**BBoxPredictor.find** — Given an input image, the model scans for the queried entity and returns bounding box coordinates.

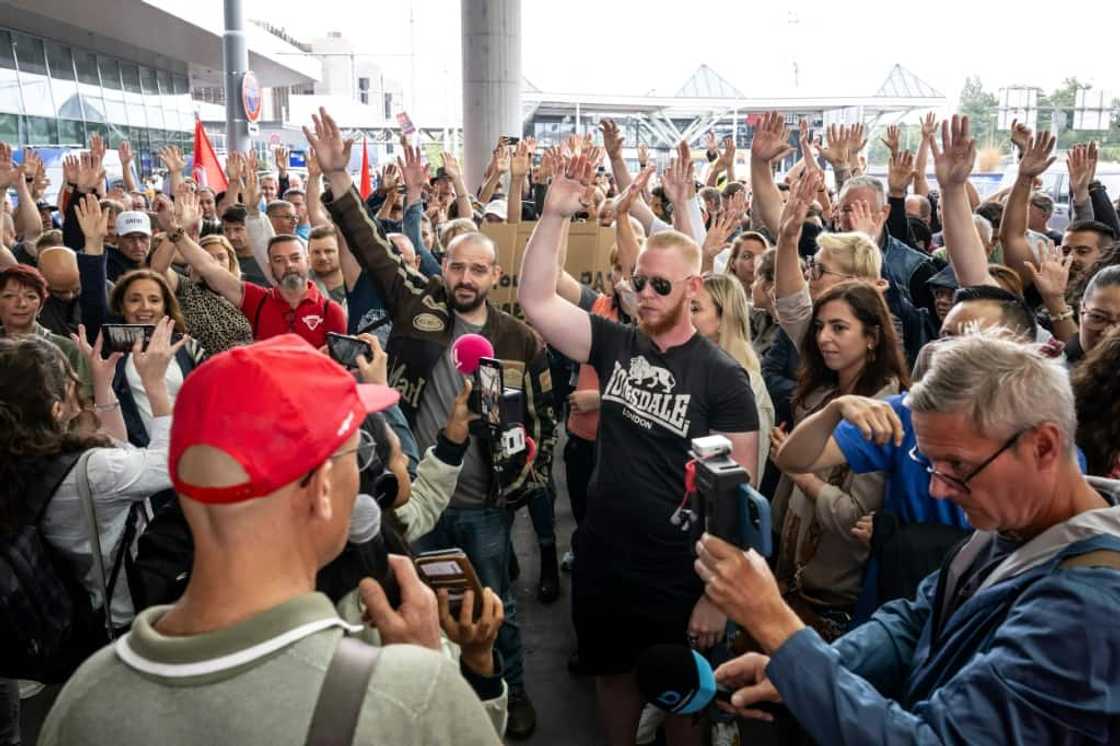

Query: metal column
[461,0,521,191]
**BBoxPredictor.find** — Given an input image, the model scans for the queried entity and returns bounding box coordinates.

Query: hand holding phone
[360,555,441,652]
[414,548,484,618]
[437,585,504,676]
[327,332,373,370]
[102,324,155,355]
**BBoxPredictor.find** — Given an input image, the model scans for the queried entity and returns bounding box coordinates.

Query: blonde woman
[691,273,776,484]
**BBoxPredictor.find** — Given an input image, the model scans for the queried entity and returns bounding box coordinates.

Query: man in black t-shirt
[519,153,760,746]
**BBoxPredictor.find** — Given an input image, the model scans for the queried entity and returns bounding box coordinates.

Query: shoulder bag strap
[304,635,382,746]
[74,449,133,641]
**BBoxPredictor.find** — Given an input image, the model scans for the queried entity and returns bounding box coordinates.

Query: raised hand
[174,188,202,230]
[132,317,187,385]
[541,152,596,218]
[887,149,915,196]
[0,142,17,190]
[88,133,106,162]
[494,144,511,174]
[1066,142,1098,203]
[242,167,261,212]
[306,144,321,180]
[1016,129,1056,179]
[380,163,400,193]
[637,143,650,168]
[616,166,654,215]
[397,144,428,192]
[153,193,175,233]
[74,192,108,241]
[930,115,977,188]
[1024,239,1073,301]
[355,334,389,385]
[660,141,695,204]
[71,325,122,388]
[848,199,885,239]
[274,145,289,174]
[818,124,851,168]
[77,150,104,192]
[27,151,48,199]
[704,131,719,157]
[849,123,868,161]
[798,127,820,176]
[302,107,355,173]
[751,112,793,163]
[441,151,462,181]
[880,125,900,156]
[117,140,133,166]
[1009,118,1033,153]
[158,144,185,173]
[509,139,532,178]
[702,206,740,261]
[224,151,243,187]
[600,118,624,160]
[62,155,79,186]
[778,169,821,241]
[719,135,736,170]
[921,112,938,140]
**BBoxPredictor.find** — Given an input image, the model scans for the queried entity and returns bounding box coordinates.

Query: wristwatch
[167,226,185,243]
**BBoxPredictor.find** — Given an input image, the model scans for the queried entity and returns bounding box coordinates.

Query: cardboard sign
[481,221,616,321]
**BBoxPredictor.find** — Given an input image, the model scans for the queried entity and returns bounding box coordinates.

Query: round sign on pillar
[242,71,262,135]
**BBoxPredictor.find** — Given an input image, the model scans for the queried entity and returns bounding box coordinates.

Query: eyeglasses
[632,274,693,296]
[1082,308,1120,331]
[805,255,852,282]
[299,428,378,487]
[908,429,1027,495]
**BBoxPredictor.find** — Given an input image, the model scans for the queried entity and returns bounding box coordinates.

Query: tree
[1039,77,1092,146]
[958,76,999,147]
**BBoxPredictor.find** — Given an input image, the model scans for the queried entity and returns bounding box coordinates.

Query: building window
[383,92,392,119]
[0,30,22,114]
[358,76,369,105]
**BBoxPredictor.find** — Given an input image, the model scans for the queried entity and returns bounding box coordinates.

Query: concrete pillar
[461,0,521,194]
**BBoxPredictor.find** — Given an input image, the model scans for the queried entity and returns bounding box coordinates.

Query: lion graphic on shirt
[627,356,675,393]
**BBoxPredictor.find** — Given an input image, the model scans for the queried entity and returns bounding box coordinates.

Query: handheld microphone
[635,644,718,715]
[451,333,494,375]
[348,493,382,544]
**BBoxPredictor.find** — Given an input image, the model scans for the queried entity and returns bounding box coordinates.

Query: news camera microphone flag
[451,333,494,375]
[635,644,718,715]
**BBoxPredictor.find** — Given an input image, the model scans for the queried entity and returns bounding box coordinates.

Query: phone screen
[476,359,503,427]
[103,324,155,354]
[414,549,484,617]
[326,333,372,369]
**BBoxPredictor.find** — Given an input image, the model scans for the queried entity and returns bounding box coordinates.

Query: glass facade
[0,25,194,174]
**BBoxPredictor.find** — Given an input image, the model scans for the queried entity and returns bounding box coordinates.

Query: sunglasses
[632,274,693,296]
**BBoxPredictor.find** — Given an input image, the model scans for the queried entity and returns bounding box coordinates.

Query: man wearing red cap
[166,193,346,348]
[38,335,503,745]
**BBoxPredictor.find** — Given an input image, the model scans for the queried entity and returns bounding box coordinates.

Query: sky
[249,0,1120,126]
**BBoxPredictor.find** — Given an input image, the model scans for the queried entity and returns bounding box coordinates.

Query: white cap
[484,200,507,219]
[115,211,151,237]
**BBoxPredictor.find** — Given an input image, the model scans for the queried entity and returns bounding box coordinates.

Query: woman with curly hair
[1072,330,1120,477]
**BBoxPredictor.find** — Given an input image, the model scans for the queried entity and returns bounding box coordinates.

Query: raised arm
[999,130,1056,290]
[163,191,243,306]
[702,191,745,274]
[818,124,856,193]
[518,154,595,363]
[774,169,819,301]
[397,145,440,275]
[913,113,936,197]
[305,145,329,227]
[376,165,401,222]
[750,112,794,238]
[663,141,703,244]
[117,140,138,195]
[930,116,994,287]
[600,118,632,192]
[2,145,41,244]
[507,139,532,224]
[159,145,186,197]
[477,142,506,205]
[439,151,474,221]
[146,227,181,294]
[73,193,110,343]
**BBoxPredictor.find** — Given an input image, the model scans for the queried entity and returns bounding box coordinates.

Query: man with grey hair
[837,175,937,311]
[694,332,1120,743]
[904,193,932,226]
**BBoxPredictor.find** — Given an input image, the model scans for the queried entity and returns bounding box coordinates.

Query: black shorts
[571,530,698,676]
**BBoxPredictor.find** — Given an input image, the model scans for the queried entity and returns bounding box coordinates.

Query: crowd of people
[2,101,1119,746]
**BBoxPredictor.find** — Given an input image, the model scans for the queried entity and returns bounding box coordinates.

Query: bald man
[39,335,503,746]
[519,155,760,746]
[36,246,83,337]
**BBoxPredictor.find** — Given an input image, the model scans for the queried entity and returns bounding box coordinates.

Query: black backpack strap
[24,452,84,525]
[252,292,269,335]
[304,635,381,746]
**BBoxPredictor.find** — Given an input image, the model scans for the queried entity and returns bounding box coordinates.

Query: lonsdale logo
[601,355,691,437]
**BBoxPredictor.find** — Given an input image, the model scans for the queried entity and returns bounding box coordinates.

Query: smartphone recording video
[326,332,373,369]
[102,324,155,355]
[475,357,503,427]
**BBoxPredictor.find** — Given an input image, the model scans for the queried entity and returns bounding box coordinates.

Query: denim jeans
[524,486,556,548]
[414,505,524,690]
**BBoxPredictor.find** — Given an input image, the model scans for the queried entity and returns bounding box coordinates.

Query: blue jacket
[882,233,932,306]
[766,480,1120,745]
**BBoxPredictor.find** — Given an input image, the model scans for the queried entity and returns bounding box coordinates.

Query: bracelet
[1051,307,1075,323]
[93,400,121,412]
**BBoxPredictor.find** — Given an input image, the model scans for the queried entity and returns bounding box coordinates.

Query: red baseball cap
[169,334,400,504]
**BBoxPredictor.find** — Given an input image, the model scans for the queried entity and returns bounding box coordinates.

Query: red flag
[191,118,228,192]
[359,137,372,200]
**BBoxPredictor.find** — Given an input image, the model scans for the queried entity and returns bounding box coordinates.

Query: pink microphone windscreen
[451,333,494,374]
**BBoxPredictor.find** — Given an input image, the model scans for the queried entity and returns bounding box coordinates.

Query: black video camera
[688,435,772,556]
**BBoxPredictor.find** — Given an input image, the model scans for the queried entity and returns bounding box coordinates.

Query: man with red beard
[518,153,761,746]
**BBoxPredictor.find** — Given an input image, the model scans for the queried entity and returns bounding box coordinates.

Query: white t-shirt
[124,356,184,434]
